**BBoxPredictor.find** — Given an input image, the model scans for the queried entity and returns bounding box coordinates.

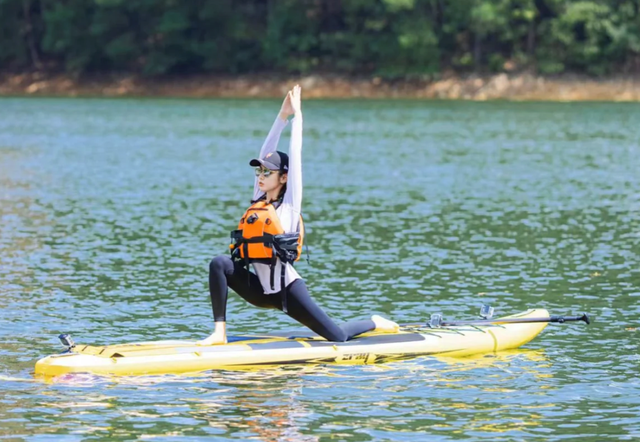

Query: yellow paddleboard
[35,309,549,377]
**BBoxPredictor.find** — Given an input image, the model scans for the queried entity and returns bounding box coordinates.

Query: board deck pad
[73,330,430,358]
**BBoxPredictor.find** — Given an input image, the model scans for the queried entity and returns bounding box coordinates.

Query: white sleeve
[253,116,289,201]
[282,115,302,212]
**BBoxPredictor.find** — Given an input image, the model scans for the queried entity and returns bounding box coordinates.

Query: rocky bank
[2,72,640,101]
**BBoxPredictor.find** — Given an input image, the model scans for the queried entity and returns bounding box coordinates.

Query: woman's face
[256,167,287,193]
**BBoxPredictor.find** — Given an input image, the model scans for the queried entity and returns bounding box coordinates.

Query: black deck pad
[264,330,320,339]
[305,333,426,347]
[229,331,426,347]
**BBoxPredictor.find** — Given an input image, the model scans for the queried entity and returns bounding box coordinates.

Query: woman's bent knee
[323,330,348,342]
[209,255,231,273]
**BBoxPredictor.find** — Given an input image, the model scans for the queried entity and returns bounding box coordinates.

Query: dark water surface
[1,98,639,441]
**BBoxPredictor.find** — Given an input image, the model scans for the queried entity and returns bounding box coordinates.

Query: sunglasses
[254,167,278,177]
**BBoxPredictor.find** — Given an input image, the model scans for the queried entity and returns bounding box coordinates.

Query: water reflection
[13,350,555,440]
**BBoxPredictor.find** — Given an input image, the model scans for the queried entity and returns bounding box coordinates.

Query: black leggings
[208,255,375,342]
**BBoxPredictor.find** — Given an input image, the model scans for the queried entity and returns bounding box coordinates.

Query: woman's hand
[279,90,294,121]
[290,84,302,116]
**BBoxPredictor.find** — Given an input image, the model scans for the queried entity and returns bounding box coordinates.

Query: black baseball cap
[249,150,289,172]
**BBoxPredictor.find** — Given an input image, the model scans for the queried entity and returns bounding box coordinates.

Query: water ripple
[1,98,639,441]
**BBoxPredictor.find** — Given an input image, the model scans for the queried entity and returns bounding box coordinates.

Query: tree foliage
[1,0,639,77]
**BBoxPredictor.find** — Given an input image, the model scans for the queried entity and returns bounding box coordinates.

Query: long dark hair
[276,182,287,202]
[251,173,287,205]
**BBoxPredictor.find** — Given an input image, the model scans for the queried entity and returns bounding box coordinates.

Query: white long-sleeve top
[250,115,303,294]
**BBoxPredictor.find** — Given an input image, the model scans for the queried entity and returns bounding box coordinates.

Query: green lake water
[0,97,639,441]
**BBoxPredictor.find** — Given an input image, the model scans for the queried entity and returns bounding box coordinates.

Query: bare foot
[371,315,400,333]
[196,331,227,346]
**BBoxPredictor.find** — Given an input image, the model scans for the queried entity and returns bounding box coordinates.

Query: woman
[197,85,398,345]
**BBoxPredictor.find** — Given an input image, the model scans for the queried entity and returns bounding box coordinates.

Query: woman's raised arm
[283,85,303,213]
[252,95,293,201]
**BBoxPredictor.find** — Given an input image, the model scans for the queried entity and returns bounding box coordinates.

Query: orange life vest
[230,200,304,262]
[229,198,306,312]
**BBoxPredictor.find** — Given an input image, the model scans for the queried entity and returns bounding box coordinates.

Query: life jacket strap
[280,264,288,314]
[269,246,277,291]
[235,235,275,246]
[243,242,250,286]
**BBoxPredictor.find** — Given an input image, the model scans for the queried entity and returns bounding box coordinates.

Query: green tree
[1,0,639,77]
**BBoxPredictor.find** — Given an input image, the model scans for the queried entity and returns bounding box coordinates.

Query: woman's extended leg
[284,279,376,342]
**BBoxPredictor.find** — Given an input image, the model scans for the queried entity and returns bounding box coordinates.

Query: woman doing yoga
[197,85,398,345]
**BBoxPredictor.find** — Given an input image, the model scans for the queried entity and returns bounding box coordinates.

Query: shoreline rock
[2,72,640,101]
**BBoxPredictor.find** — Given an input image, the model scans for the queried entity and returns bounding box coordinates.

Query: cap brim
[250,158,280,169]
